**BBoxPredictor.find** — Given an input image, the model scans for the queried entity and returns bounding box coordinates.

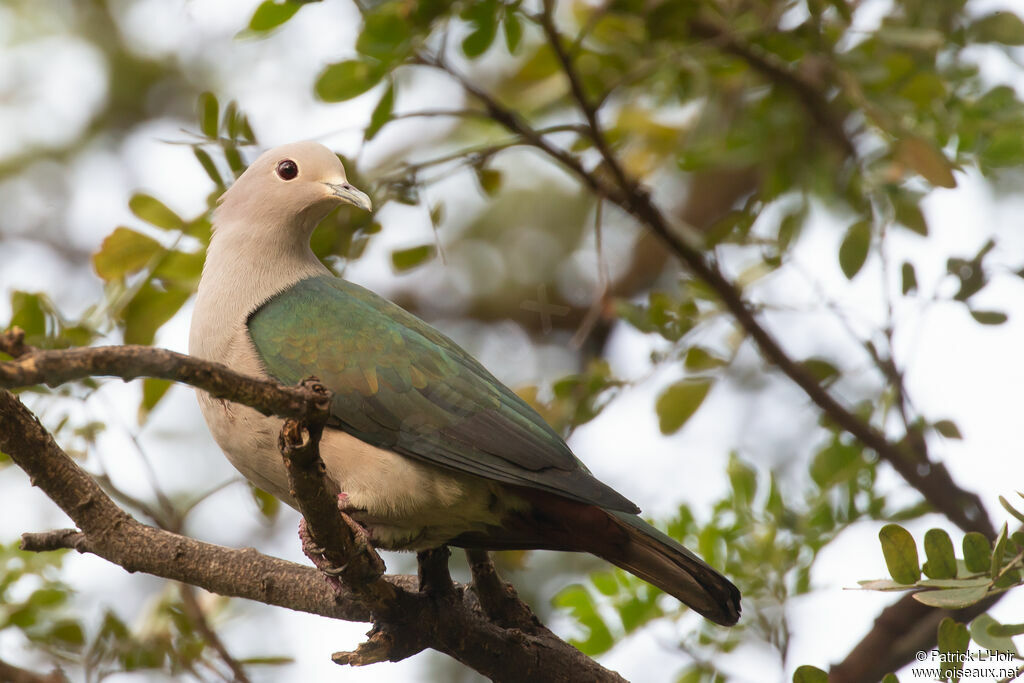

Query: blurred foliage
[4,0,1024,680]
[0,542,81,657]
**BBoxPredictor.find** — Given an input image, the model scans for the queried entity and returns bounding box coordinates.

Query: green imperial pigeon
[189,141,740,626]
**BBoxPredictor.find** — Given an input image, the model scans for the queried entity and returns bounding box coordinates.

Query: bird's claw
[298,499,376,590]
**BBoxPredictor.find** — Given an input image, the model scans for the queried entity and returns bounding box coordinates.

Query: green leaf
[801,357,840,384]
[248,0,302,32]
[810,439,861,488]
[857,579,917,591]
[197,91,218,138]
[390,244,437,272]
[92,228,163,282]
[971,614,1020,656]
[963,532,992,573]
[933,419,962,439]
[129,194,184,231]
[140,378,172,422]
[881,675,900,683]
[655,379,712,434]
[222,146,246,182]
[590,571,618,597]
[918,577,990,588]
[896,138,957,188]
[122,283,191,346]
[879,524,921,584]
[992,523,1008,579]
[727,455,757,504]
[894,197,928,236]
[249,484,280,521]
[153,249,205,287]
[193,147,225,188]
[28,587,67,608]
[552,584,614,655]
[999,495,1024,525]
[970,12,1024,45]
[838,220,871,279]
[792,665,829,683]
[683,347,726,371]
[238,656,294,666]
[990,621,1024,637]
[901,262,918,295]
[922,529,957,580]
[356,5,412,63]
[315,60,385,102]
[9,291,47,341]
[970,310,1008,325]
[476,167,503,197]
[503,12,522,53]
[777,205,807,252]
[48,619,85,648]
[937,617,970,683]
[461,0,499,58]
[365,81,395,141]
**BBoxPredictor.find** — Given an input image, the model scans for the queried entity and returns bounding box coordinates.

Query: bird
[188,141,740,626]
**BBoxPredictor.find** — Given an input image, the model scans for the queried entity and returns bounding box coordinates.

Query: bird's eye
[276,159,298,181]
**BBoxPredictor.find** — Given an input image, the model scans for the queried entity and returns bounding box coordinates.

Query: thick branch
[466,549,540,631]
[0,329,330,424]
[1,365,626,681]
[830,591,1003,682]
[0,389,385,621]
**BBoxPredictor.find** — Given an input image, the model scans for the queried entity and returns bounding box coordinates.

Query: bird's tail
[596,510,740,626]
[451,493,741,626]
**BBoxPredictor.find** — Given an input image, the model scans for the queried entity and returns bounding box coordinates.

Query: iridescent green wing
[247,275,638,513]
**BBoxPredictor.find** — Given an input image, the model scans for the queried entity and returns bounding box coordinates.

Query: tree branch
[279,388,392,600]
[178,583,253,683]
[538,0,635,196]
[0,345,628,682]
[419,52,994,539]
[686,17,856,157]
[466,549,540,631]
[0,658,67,683]
[0,389,383,622]
[830,591,1003,682]
[0,328,330,424]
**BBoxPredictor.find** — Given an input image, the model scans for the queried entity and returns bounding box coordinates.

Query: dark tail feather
[451,491,741,626]
[599,511,740,626]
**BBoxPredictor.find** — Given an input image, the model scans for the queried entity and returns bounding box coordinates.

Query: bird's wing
[247,275,639,513]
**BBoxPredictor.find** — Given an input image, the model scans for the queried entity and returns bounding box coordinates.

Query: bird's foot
[299,518,346,591]
[298,495,378,591]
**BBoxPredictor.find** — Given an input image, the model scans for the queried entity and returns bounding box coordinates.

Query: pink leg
[298,492,376,592]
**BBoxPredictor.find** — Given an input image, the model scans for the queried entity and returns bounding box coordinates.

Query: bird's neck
[189,217,329,363]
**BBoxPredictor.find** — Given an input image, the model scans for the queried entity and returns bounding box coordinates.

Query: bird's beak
[325,182,372,212]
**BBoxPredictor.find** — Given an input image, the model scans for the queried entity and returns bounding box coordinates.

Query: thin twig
[687,17,857,157]
[539,0,635,195]
[179,584,252,683]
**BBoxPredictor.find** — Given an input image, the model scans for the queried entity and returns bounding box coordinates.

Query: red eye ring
[276,159,298,180]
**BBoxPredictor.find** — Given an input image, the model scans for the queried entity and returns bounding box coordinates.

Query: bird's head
[214,141,372,239]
